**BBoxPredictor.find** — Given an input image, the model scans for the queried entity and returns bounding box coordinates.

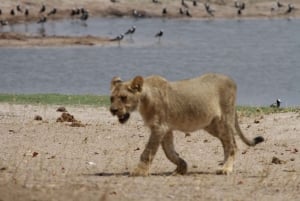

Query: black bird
[234,1,245,10]
[237,8,242,16]
[277,1,284,8]
[162,8,167,15]
[37,16,47,24]
[125,26,136,35]
[10,9,15,16]
[240,2,245,10]
[204,3,215,17]
[0,20,8,26]
[80,11,89,21]
[16,5,22,13]
[70,8,77,16]
[181,0,189,9]
[110,34,124,41]
[193,0,198,7]
[110,34,124,46]
[47,8,57,16]
[179,7,184,15]
[270,99,281,108]
[155,29,163,42]
[40,4,46,13]
[285,4,295,14]
[25,8,29,16]
[186,9,192,17]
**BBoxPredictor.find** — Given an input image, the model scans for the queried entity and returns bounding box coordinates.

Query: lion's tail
[235,112,264,146]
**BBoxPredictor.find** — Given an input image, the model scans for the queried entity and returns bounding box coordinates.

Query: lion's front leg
[131,129,163,176]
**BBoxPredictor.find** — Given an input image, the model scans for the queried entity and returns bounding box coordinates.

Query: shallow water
[0,17,300,106]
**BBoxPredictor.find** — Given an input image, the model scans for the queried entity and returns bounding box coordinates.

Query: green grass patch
[0,94,299,115]
[0,94,109,106]
[237,105,300,117]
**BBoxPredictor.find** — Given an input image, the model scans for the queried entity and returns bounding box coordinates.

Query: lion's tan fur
[110,73,263,176]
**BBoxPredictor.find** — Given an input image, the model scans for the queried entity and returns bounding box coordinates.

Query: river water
[0,17,300,106]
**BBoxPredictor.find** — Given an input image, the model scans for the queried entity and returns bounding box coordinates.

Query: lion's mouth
[118,113,130,124]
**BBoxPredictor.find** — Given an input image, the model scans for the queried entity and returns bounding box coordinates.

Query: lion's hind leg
[162,131,187,175]
[205,117,237,175]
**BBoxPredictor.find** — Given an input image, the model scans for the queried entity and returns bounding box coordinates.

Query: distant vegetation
[0,94,299,115]
[0,94,109,106]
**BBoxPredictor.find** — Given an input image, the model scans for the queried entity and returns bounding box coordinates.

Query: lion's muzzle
[110,107,130,124]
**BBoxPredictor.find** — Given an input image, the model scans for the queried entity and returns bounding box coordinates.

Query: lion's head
[110,76,144,124]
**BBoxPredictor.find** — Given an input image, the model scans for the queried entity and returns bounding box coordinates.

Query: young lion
[110,73,264,176]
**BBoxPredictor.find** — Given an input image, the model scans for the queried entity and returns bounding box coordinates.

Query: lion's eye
[120,96,127,102]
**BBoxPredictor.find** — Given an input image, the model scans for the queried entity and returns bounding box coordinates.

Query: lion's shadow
[84,171,216,177]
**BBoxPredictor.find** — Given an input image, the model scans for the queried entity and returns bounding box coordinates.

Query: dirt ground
[1,0,300,47]
[0,103,299,201]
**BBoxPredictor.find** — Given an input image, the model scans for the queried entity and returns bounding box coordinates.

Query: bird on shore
[204,3,215,17]
[10,9,15,16]
[277,1,284,8]
[16,5,23,13]
[0,20,8,26]
[40,4,46,13]
[152,0,161,4]
[80,10,89,21]
[285,4,295,14]
[179,7,184,15]
[186,9,192,17]
[162,8,167,15]
[270,99,281,108]
[193,0,198,7]
[110,34,124,46]
[182,0,189,9]
[47,8,57,16]
[24,8,29,16]
[37,16,47,24]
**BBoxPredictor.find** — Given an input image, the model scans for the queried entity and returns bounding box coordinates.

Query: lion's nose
[110,108,118,115]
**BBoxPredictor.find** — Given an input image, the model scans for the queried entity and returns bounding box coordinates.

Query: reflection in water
[0,18,300,106]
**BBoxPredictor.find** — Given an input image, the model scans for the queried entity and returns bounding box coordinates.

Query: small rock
[56,106,67,112]
[271,156,285,164]
[34,115,43,121]
[32,152,39,158]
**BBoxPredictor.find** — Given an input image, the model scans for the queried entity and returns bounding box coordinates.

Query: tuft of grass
[237,105,300,117]
[0,93,109,106]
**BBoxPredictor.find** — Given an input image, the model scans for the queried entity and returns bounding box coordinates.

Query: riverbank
[0,0,299,47]
[0,103,299,201]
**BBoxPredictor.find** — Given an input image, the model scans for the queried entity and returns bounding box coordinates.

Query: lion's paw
[130,165,149,177]
[216,168,232,175]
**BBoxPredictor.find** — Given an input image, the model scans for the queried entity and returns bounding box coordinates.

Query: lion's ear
[110,76,122,90]
[130,76,144,92]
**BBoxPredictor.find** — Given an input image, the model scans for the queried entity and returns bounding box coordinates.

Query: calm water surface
[0,17,300,106]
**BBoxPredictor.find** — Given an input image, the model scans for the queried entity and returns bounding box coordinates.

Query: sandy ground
[0,103,299,201]
[1,0,300,47]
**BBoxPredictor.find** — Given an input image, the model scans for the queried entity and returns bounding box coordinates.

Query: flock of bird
[0,3,90,26]
[0,0,297,26]
[0,0,297,42]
